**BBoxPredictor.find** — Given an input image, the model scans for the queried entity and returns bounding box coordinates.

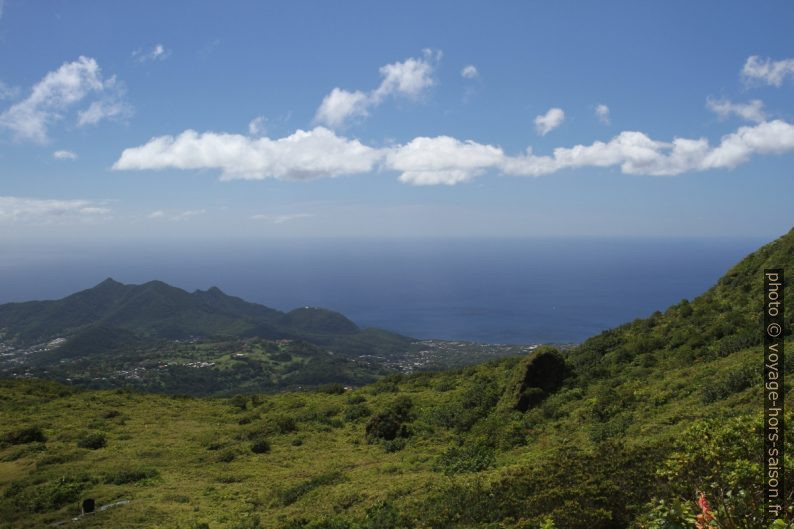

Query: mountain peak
[96,277,123,288]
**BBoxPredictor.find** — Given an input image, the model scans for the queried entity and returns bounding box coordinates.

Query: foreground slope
[0,229,792,529]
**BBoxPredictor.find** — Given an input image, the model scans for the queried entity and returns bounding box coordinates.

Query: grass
[0,338,786,529]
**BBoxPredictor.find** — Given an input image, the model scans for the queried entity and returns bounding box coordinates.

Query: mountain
[0,229,792,529]
[0,278,371,343]
[0,278,416,358]
[0,280,530,394]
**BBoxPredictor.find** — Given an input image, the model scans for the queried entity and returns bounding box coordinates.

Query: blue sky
[1,0,793,240]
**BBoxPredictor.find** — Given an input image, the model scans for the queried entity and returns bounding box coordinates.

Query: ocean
[0,237,765,344]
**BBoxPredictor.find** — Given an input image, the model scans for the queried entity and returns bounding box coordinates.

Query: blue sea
[0,237,766,344]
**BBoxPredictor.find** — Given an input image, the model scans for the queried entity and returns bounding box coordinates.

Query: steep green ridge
[0,278,412,355]
[0,229,792,529]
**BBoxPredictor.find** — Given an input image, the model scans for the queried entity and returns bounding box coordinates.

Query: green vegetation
[0,228,792,528]
[0,277,413,361]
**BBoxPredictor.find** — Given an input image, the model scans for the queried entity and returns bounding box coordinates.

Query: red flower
[695,492,715,529]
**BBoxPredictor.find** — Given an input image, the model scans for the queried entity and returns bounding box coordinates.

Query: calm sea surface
[0,237,765,344]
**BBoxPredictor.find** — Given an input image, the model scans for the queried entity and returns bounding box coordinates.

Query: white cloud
[133,43,171,63]
[314,50,439,128]
[148,210,166,219]
[384,135,504,186]
[250,213,314,224]
[461,65,479,79]
[706,97,765,123]
[114,119,794,185]
[0,196,111,222]
[314,88,370,129]
[0,56,128,142]
[534,107,565,135]
[113,127,381,181]
[76,91,133,127]
[742,56,794,87]
[595,104,610,124]
[248,116,267,136]
[52,150,78,160]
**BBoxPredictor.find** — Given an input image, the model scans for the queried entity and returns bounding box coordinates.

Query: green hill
[0,278,412,357]
[0,229,792,528]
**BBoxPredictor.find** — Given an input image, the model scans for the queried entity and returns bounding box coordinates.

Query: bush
[346,394,366,405]
[344,404,372,422]
[4,473,94,513]
[701,363,760,403]
[268,414,298,434]
[104,467,159,485]
[514,348,570,412]
[3,426,46,445]
[365,397,413,443]
[251,438,271,454]
[217,449,236,463]
[77,432,106,449]
[318,384,346,395]
[436,443,495,475]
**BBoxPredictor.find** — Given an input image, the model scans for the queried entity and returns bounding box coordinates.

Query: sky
[1,0,793,241]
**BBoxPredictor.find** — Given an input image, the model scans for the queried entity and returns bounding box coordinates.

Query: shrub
[360,501,411,529]
[382,438,407,453]
[365,397,414,443]
[104,467,159,485]
[76,432,106,449]
[436,443,495,475]
[346,394,366,405]
[513,348,570,412]
[217,449,236,463]
[344,404,372,422]
[319,384,346,395]
[268,414,298,434]
[4,473,94,512]
[3,426,46,445]
[251,438,271,454]
[701,364,760,403]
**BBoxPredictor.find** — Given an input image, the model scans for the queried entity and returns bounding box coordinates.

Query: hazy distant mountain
[0,278,412,354]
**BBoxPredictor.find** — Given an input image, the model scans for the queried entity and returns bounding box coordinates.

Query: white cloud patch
[384,136,504,186]
[53,150,78,160]
[114,119,794,185]
[314,50,439,128]
[250,213,314,224]
[706,97,765,123]
[113,127,381,181]
[0,196,111,222]
[0,56,128,142]
[77,92,133,127]
[742,56,794,87]
[133,43,171,63]
[534,107,565,135]
[461,65,479,79]
[248,116,267,136]
[148,210,166,219]
[595,104,610,124]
